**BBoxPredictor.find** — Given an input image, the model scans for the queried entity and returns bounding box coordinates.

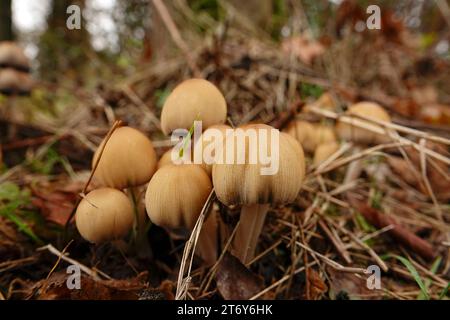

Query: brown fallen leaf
[307,269,328,300]
[31,186,79,226]
[281,35,325,65]
[215,252,263,300]
[30,271,168,300]
[327,267,382,300]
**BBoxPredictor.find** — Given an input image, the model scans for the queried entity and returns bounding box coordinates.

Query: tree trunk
[0,0,14,41]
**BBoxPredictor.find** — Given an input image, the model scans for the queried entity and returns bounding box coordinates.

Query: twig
[37,243,111,280]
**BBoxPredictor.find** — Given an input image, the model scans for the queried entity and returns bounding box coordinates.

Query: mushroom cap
[75,188,134,243]
[284,120,315,152]
[145,164,212,230]
[284,120,336,153]
[193,124,232,175]
[336,102,391,145]
[0,68,34,95]
[160,79,227,135]
[92,126,157,189]
[0,42,30,71]
[212,124,305,206]
[313,141,339,166]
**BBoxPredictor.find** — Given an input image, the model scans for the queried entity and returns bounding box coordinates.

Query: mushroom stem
[233,203,270,264]
[343,146,363,184]
[128,187,152,258]
[195,210,219,266]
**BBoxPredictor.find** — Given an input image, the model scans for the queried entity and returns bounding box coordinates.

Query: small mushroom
[0,68,34,95]
[92,126,157,189]
[336,102,392,183]
[75,188,134,243]
[160,79,227,135]
[313,141,340,166]
[0,41,30,72]
[212,124,305,263]
[146,164,212,230]
[285,120,336,153]
[336,102,391,145]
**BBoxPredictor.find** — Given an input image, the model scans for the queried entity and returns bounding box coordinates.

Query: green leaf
[391,255,429,300]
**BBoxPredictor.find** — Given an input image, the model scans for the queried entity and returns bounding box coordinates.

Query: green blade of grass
[417,256,441,300]
[439,282,449,300]
[391,255,429,300]
[0,201,43,244]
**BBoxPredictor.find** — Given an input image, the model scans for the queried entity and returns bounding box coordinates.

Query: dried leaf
[215,252,263,300]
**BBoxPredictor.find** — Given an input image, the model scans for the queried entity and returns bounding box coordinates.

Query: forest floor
[1,4,450,300]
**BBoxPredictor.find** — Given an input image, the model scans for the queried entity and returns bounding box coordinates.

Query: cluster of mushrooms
[0,42,34,96]
[75,78,392,267]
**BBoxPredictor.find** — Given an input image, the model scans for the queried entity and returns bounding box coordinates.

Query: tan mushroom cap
[313,141,339,166]
[336,102,391,145]
[160,79,227,135]
[284,120,336,153]
[193,124,232,175]
[92,126,157,189]
[0,68,34,95]
[0,42,30,71]
[75,188,134,243]
[212,124,305,206]
[145,164,212,230]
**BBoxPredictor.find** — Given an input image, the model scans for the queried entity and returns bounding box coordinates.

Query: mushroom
[92,126,157,189]
[160,79,227,135]
[285,120,336,153]
[212,124,305,264]
[0,41,30,72]
[336,101,391,145]
[193,124,232,175]
[313,141,340,166]
[335,102,391,183]
[145,161,218,264]
[75,188,134,243]
[146,164,212,230]
[0,68,34,95]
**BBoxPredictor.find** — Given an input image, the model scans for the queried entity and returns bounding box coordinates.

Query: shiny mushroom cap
[336,102,391,145]
[75,188,134,243]
[92,126,157,189]
[160,79,227,135]
[212,124,305,206]
[0,42,30,72]
[145,164,212,230]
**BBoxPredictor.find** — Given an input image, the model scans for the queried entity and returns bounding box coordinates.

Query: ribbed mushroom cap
[336,102,391,145]
[160,79,227,135]
[92,126,157,189]
[0,68,34,95]
[313,141,339,166]
[0,42,30,71]
[75,188,134,243]
[145,164,212,230]
[212,124,305,206]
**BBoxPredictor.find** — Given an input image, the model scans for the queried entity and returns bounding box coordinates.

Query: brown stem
[233,203,270,264]
[195,210,219,266]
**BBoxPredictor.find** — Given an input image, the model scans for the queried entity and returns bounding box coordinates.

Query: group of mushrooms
[75,78,392,266]
[0,42,34,96]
